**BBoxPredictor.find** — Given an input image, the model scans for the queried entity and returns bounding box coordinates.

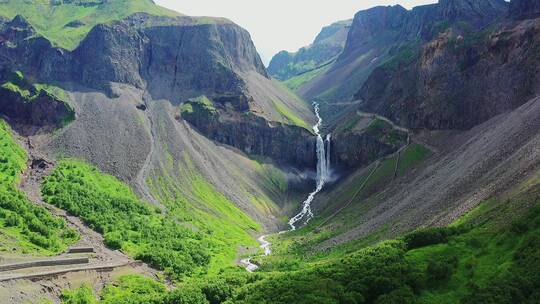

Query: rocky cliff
[356,5,540,130]
[330,113,408,170]
[297,0,508,113]
[180,96,316,167]
[0,13,316,167]
[0,71,74,134]
[268,20,351,81]
[509,0,540,19]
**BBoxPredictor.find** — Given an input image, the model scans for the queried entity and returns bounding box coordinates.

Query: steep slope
[357,5,540,130]
[268,19,351,81]
[297,0,508,123]
[0,12,316,167]
[0,3,318,301]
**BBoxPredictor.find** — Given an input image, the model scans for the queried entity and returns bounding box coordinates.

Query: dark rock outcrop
[356,17,540,130]
[0,13,316,167]
[299,0,509,108]
[330,114,408,169]
[0,87,75,132]
[0,14,267,102]
[180,96,316,168]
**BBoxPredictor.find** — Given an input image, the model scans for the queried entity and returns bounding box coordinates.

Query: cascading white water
[288,102,331,230]
[242,103,331,272]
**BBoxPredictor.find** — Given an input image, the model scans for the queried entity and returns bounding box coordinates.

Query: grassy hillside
[42,155,260,278]
[0,120,78,255]
[0,0,180,50]
[146,152,261,274]
[59,171,540,303]
[283,64,331,92]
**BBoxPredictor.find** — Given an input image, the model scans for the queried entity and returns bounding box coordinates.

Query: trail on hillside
[134,93,161,207]
[10,136,160,282]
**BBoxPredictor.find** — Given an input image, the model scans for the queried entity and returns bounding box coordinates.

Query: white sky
[154,0,437,65]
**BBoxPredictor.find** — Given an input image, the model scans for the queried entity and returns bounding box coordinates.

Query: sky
[154,0,437,65]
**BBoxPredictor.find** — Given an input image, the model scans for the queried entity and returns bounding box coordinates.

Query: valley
[0,0,538,303]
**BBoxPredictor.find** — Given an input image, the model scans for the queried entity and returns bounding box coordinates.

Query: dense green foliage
[62,274,213,304]
[226,196,540,303]
[42,160,210,278]
[146,152,261,274]
[61,284,97,304]
[0,0,179,50]
[0,120,78,254]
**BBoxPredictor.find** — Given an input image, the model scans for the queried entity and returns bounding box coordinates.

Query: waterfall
[289,102,331,230]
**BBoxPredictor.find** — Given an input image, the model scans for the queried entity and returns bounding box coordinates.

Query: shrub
[403,227,460,250]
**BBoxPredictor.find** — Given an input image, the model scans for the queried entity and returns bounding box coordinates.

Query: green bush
[403,226,460,250]
[61,284,97,304]
[42,160,211,278]
[0,120,78,253]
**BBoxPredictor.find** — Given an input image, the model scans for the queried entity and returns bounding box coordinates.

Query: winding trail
[134,93,161,207]
[5,136,161,283]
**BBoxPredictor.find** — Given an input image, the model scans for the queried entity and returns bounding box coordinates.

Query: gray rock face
[0,13,318,168]
[0,87,74,134]
[299,0,509,106]
[332,126,407,170]
[356,16,540,130]
[0,14,267,100]
[402,0,508,40]
[342,5,408,57]
[180,97,317,168]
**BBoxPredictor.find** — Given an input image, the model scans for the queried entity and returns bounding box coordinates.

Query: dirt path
[356,111,411,135]
[134,93,161,207]
[5,136,160,283]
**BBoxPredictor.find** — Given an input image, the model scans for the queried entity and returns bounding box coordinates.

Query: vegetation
[181,96,217,116]
[42,159,210,278]
[282,64,330,92]
[272,99,310,130]
[0,0,180,50]
[146,152,261,274]
[380,42,421,72]
[1,70,35,100]
[61,284,97,304]
[1,71,75,126]
[0,120,78,254]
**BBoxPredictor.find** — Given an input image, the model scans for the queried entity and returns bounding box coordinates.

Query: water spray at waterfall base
[288,102,331,230]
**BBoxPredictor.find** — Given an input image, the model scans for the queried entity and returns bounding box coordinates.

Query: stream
[242,102,331,272]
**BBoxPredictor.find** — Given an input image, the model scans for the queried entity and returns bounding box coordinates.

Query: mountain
[0,0,539,303]
[267,19,352,82]
[296,0,508,122]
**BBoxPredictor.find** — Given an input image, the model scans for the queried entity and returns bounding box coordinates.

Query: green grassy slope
[60,173,540,303]
[0,0,180,50]
[146,152,261,275]
[42,155,261,278]
[0,120,78,255]
[42,159,213,278]
[283,64,331,92]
